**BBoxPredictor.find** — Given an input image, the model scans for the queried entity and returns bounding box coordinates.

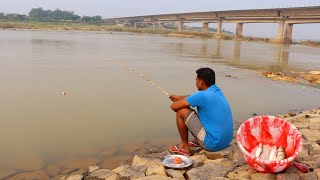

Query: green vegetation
[0,7,102,23]
[0,21,173,34]
[28,8,81,21]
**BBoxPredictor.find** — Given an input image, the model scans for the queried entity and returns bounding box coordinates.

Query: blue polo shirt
[186,84,233,151]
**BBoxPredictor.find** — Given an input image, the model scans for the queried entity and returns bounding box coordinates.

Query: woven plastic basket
[237,116,303,173]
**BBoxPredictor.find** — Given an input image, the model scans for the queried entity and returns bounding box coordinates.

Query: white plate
[162,154,193,169]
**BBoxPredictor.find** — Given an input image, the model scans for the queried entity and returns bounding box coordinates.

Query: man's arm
[170,99,191,112]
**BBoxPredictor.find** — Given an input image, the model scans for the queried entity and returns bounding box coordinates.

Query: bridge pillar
[159,22,165,28]
[178,20,184,32]
[277,20,285,42]
[202,22,209,33]
[217,20,222,36]
[153,21,156,31]
[133,21,137,29]
[284,23,293,44]
[132,21,137,29]
[236,23,243,38]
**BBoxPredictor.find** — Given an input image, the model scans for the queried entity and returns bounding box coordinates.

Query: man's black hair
[196,67,215,86]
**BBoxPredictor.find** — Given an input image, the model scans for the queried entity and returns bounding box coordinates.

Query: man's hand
[170,99,191,112]
[170,95,189,102]
[169,95,179,102]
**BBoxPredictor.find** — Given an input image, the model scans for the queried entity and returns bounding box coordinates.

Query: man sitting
[169,67,234,155]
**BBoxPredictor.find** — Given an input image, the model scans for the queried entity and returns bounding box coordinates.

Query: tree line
[0,8,102,23]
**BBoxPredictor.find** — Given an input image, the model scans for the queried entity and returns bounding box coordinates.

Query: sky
[1,0,320,40]
[1,0,320,17]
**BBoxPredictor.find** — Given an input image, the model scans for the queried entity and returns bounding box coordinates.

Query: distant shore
[1,21,320,48]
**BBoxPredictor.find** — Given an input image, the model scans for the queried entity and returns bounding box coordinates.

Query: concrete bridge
[103,6,320,44]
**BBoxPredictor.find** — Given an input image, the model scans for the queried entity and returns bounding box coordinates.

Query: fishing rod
[121,64,170,96]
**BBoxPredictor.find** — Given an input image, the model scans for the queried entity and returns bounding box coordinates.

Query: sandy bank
[258,71,320,88]
[1,21,320,48]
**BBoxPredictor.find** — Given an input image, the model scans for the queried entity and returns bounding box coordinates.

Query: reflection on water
[200,43,207,58]
[233,40,241,62]
[32,38,72,46]
[0,30,319,175]
[273,46,289,72]
[176,38,320,74]
[213,39,221,58]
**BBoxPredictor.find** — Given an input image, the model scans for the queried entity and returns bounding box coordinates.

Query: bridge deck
[103,6,320,23]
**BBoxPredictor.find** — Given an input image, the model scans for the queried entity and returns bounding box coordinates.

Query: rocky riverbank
[5,109,318,180]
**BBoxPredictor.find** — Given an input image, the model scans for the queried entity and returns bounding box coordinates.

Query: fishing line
[121,64,170,96]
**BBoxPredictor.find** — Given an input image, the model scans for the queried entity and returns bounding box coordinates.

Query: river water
[0,30,319,174]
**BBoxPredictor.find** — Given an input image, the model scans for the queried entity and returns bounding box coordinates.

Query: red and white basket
[237,116,303,173]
